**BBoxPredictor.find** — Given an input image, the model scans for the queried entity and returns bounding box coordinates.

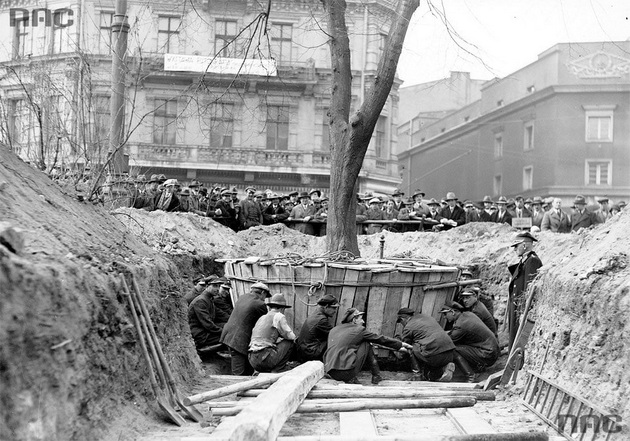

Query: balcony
[127,143,331,174]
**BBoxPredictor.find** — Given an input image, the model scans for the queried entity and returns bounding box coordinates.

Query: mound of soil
[1,145,628,439]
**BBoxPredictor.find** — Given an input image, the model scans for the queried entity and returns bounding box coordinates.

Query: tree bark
[322,0,420,255]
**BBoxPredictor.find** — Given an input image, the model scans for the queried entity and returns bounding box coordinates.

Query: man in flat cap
[297,295,339,362]
[248,294,297,373]
[440,302,499,382]
[459,289,497,338]
[594,197,611,224]
[220,282,271,375]
[188,278,225,352]
[212,277,233,325]
[396,308,456,382]
[507,231,542,351]
[239,187,263,230]
[324,308,412,384]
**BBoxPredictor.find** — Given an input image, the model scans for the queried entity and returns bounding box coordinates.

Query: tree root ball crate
[222,258,461,354]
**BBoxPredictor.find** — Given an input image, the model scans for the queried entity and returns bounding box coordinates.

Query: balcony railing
[129,143,331,170]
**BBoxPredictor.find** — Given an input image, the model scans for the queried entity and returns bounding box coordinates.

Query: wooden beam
[208,397,477,417]
[238,387,495,401]
[183,373,284,406]
[445,408,496,434]
[208,361,324,441]
[273,433,550,441]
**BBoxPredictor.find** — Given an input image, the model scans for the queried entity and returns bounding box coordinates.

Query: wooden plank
[184,373,285,405]
[340,411,378,437]
[291,266,311,332]
[365,271,390,339]
[446,408,496,434]
[408,271,427,313]
[275,263,293,302]
[307,264,326,319]
[337,267,360,325]
[325,265,346,306]
[239,388,495,401]
[250,263,264,281]
[350,270,373,323]
[421,271,443,322]
[208,361,324,441]
[381,270,406,338]
[271,433,550,441]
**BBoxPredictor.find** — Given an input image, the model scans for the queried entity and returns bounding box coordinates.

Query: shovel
[121,275,185,426]
[130,275,204,423]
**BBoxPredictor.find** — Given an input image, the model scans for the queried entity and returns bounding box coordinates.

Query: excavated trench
[1,148,629,440]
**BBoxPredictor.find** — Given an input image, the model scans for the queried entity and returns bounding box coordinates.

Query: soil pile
[1,145,628,439]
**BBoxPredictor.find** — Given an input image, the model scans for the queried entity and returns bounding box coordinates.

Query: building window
[524,122,534,151]
[215,19,238,57]
[157,16,181,54]
[375,116,387,159]
[207,102,234,148]
[378,32,387,60]
[153,99,178,145]
[493,175,502,196]
[13,17,30,59]
[321,118,330,151]
[266,105,289,150]
[94,96,110,144]
[523,166,533,191]
[270,23,292,63]
[10,99,34,145]
[98,11,114,55]
[585,111,613,142]
[494,133,503,158]
[52,11,71,54]
[586,160,612,185]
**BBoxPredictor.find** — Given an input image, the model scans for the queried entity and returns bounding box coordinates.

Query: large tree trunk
[323,0,420,256]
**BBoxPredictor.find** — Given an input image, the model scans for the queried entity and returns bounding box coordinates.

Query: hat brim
[267,303,291,308]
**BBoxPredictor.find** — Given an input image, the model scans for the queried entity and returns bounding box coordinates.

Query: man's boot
[367,346,383,384]
[453,353,477,383]
[409,355,426,381]
[438,362,455,382]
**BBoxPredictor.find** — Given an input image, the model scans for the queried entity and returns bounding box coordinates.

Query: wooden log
[183,372,284,406]
[272,433,550,441]
[423,279,482,292]
[376,380,482,389]
[208,361,324,441]
[209,397,477,416]
[238,387,495,401]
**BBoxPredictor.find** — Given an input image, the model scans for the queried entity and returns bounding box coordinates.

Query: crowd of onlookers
[123,174,627,235]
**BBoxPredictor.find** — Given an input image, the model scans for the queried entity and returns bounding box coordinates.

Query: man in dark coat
[212,278,233,326]
[397,308,456,382]
[441,302,499,382]
[239,186,263,230]
[188,283,224,351]
[297,295,339,361]
[263,193,289,225]
[324,308,412,384]
[571,195,595,231]
[213,189,237,229]
[437,192,465,230]
[512,195,532,220]
[478,196,494,222]
[507,231,543,350]
[492,196,513,225]
[459,289,497,337]
[220,282,271,375]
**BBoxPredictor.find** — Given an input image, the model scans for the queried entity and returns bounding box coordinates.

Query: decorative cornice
[567,50,630,79]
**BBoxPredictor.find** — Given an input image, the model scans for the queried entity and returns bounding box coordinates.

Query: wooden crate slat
[348,270,373,326]
[337,267,360,326]
[291,266,311,332]
[381,270,407,339]
[307,264,327,319]
[408,272,426,314]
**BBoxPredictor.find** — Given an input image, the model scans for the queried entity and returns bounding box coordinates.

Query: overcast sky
[397,0,630,87]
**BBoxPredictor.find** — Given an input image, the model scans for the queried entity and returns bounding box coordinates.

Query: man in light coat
[541,198,571,232]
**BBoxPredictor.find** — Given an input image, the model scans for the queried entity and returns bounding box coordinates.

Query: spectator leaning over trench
[297,294,339,362]
[248,294,297,373]
[507,231,543,351]
[324,308,413,385]
[396,308,456,382]
[440,302,499,383]
[220,282,271,375]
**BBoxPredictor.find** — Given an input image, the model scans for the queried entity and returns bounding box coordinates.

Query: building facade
[0,0,402,195]
[398,42,630,205]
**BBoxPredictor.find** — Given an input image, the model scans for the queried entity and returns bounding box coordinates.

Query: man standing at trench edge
[507,231,543,351]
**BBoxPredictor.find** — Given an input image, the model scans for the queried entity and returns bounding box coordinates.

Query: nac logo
[10,8,74,28]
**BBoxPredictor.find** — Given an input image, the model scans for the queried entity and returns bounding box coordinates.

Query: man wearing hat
[248,294,297,373]
[188,277,226,352]
[365,197,386,234]
[212,277,233,325]
[463,200,479,223]
[396,308,456,382]
[289,191,317,235]
[459,289,497,338]
[220,282,272,375]
[155,179,181,212]
[297,295,339,362]
[309,188,322,199]
[424,198,443,231]
[491,196,512,225]
[213,189,238,230]
[239,187,263,230]
[507,231,543,351]
[530,197,545,229]
[263,193,289,225]
[541,198,570,233]
[479,196,494,222]
[324,308,412,384]
[594,197,611,224]
[391,189,405,212]
[440,302,499,382]
[571,195,595,231]
[513,195,532,220]
[437,192,465,231]
[185,275,212,305]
